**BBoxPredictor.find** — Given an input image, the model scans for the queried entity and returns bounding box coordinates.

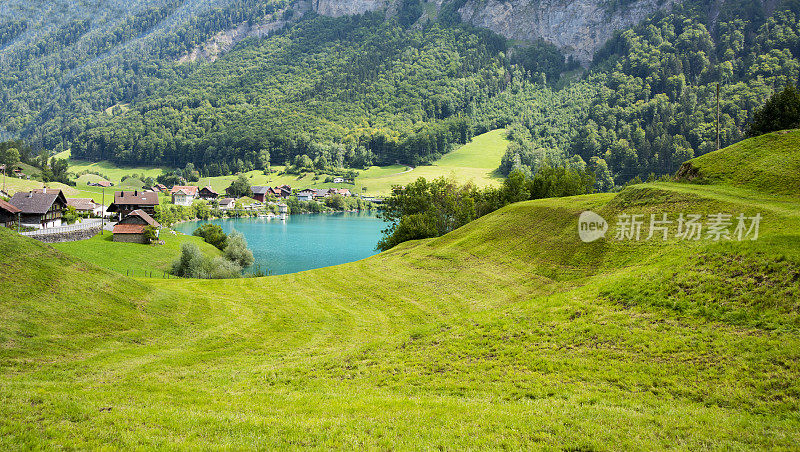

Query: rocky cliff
[457,0,680,64]
[311,0,680,63]
[312,0,392,17]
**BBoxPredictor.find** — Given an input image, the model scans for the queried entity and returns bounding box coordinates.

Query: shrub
[143,226,159,244]
[223,230,254,268]
[171,243,242,279]
[193,224,227,250]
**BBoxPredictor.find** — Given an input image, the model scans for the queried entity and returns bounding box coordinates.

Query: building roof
[96,180,112,187]
[126,209,160,227]
[9,191,66,214]
[67,198,97,211]
[218,197,235,205]
[112,223,148,234]
[199,186,218,194]
[251,186,271,195]
[0,198,21,214]
[112,190,159,206]
[170,185,198,195]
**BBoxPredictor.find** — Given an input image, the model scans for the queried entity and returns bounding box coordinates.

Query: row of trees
[377,167,594,250]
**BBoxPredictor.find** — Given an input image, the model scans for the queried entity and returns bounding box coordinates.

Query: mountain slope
[1,132,799,448]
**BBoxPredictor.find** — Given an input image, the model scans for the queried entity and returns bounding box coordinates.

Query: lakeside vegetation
[1,132,799,448]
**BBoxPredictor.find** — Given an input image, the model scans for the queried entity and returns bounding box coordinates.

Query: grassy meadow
[1,131,799,448]
[52,231,220,276]
[60,129,510,197]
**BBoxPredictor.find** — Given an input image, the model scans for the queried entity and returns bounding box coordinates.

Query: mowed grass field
[189,129,509,196]
[50,129,509,198]
[1,131,799,448]
[54,149,168,185]
[52,231,220,276]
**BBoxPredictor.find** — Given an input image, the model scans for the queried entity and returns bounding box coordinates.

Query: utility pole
[101,186,105,235]
[717,83,719,151]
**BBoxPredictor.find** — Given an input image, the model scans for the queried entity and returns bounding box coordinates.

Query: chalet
[112,210,161,244]
[88,180,113,187]
[107,190,159,220]
[170,185,199,206]
[0,198,20,227]
[9,189,68,229]
[198,186,219,200]
[218,198,236,210]
[329,188,352,197]
[296,189,315,202]
[250,186,271,202]
[67,198,103,217]
[151,183,168,193]
[264,185,291,199]
[312,189,330,200]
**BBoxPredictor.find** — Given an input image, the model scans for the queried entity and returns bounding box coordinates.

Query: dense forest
[1,0,800,186]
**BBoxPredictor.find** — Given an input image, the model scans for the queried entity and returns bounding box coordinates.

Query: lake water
[173,212,387,275]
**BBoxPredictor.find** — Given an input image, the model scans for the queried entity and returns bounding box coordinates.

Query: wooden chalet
[107,190,159,221]
[8,188,68,229]
[198,186,219,200]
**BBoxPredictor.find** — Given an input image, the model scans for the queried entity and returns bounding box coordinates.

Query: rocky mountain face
[457,0,681,64]
[312,0,392,17]
[311,0,681,63]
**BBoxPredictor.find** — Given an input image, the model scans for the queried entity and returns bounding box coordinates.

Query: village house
[112,209,161,244]
[0,198,20,227]
[253,185,292,200]
[312,188,330,200]
[107,190,159,221]
[88,180,113,187]
[198,186,219,200]
[170,185,199,206]
[296,189,315,202]
[1,164,27,179]
[217,198,236,210]
[67,198,104,217]
[9,188,68,229]
[151,183,168,193]
[329,188,352,197]
[277,203,288,214]
[250,186,271,202]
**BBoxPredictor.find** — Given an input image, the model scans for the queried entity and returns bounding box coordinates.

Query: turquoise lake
[173,212,387,275]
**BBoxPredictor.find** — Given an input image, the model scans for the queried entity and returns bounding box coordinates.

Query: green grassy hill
[678,129,800,194]
[1,133,799,448]
[52,231,221,276]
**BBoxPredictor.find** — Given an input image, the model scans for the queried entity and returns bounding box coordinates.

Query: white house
[218,198,235,210]
[170,186,199,206]
[278,203,288,214]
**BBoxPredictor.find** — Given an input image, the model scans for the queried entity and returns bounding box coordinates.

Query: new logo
[578,211,608,243]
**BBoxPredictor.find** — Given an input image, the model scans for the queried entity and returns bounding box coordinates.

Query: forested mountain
[2,0,800,185]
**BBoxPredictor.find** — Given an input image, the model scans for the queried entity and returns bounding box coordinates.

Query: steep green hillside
[1,134,800,448]
[678,129,800,194]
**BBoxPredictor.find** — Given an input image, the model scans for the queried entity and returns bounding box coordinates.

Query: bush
[223,230,254,268]
[193,224,227,250]
[143,226,159,244]
[171,243,242,279]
